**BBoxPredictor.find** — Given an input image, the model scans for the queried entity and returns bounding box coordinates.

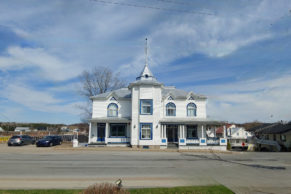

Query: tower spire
[136,38,156,81]
[145,38,148,66]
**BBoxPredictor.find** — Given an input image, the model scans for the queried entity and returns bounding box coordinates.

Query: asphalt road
[0,144,291,194]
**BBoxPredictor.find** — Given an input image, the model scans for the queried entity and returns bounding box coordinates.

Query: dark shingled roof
[91,88,131,99]
[250,122,291,134]
[247,123,273,132]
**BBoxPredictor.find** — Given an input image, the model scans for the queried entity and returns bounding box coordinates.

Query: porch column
[180,125,183,138]
[201,124,205,138]
[164,124,166,138]
[164,125,167,139]
[88,122,92,144]
[214,126,217,137]
[105,122,109,138]
[223,125,226,138]
[181,125,184,138]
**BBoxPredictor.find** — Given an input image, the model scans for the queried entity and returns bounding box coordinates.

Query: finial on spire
[145,38,148,66]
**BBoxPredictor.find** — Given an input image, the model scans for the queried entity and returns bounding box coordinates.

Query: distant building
[14,127,31,132]
[0,127,4,132]
[61,126,70,132]
[227,125,253,149]
[249,122,291,151]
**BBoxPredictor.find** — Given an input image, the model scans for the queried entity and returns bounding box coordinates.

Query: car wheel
[59,141,62,145]
[8,144,11,147]
[49,142,53,147]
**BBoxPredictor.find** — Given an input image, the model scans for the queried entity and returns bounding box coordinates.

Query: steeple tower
[136,38,156,81]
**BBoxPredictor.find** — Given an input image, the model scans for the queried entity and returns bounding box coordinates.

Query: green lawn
[130,185,233,194]
[0,185,233,194]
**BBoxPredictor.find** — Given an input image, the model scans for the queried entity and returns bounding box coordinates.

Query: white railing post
[88,122,92,144]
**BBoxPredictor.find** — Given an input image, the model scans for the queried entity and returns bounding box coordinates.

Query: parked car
[36,136,62,147]
[7,135,35,146]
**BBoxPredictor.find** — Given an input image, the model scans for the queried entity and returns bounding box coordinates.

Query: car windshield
[11,136,20,139]
[43,136,53,140]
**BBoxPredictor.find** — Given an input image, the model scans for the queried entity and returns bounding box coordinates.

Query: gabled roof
[252,122,291,134]
[162,87,207,100]
[247,123,272,132]
[216,124,233,134]
[90,88,131,100]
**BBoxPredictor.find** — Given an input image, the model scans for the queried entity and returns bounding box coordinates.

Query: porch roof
[90,117,131,123]
[159,118,224,125]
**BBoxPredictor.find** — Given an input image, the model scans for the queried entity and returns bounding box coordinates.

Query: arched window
[187,103,197,117]
[107,103,118,117]
[166,103,176,116]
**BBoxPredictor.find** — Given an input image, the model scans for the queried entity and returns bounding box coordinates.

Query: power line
[90,0,215,16]
[140,0,214,15]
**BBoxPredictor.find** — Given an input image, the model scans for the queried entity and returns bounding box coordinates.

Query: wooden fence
[0,131,88,143]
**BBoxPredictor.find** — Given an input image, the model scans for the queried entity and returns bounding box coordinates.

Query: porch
[160,120,227,149]
[89,117,131,146]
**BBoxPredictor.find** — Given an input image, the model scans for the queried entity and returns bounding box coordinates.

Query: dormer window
[145,74,149,78]
[187,103,197,117]
[166,102,176,116]
[188,96,194,100]
[107,103,118,117]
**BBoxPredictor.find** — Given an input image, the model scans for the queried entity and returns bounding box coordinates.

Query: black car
[7,135,35,146]
[36,136,62,147]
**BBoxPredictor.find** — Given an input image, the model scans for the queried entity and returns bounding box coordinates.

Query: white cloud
[189,75,291,123]
[0,46,82,81]
[1,83,83,115]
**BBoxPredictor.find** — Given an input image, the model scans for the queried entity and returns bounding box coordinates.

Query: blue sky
[0,0,291,124]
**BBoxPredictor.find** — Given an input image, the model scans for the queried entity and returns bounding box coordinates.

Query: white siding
[130,87,139,146]
[131,85,162,146]
[92,99,131,118]
[162,99,206,119]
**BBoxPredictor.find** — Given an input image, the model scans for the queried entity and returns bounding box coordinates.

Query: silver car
[7,135,35,146]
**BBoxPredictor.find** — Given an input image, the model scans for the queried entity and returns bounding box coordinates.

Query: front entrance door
[167,125,178,143]
[97,123,106,142]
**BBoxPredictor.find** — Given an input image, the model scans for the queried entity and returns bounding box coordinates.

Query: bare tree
[78,66,126,122]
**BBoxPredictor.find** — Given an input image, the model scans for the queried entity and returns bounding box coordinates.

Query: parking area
[0,144,291,194]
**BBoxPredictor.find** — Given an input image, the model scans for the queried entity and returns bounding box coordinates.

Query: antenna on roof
[145,38,148,66]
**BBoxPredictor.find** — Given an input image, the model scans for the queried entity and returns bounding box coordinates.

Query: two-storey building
[88,64,227,150]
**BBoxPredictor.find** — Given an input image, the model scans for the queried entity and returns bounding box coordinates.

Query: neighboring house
[0,127,4,132]
[226,125,253,149]
[250,122,291,151]
[14,127,31,132]
[215,124,233,138]
[88,63,227,150]
[61,126,70,132]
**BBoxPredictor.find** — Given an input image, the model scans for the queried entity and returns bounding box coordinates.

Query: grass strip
[0,185,233,194]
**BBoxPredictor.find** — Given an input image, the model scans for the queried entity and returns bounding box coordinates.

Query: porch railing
[186,138,200,145]
[106,137,130,144]
[206,137,220,145]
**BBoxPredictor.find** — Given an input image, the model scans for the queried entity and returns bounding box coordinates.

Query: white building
[88,64,227,150]
[226,125,253,149]
[14,127,31,132]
